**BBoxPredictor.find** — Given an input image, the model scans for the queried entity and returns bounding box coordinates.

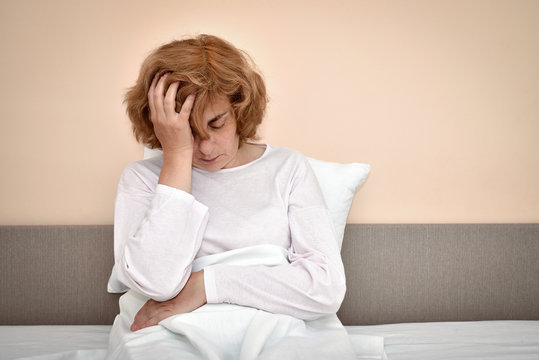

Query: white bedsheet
[0,326,110,360]
[0,325,383,360]
[347,320,539,360]
[2,321,539,359]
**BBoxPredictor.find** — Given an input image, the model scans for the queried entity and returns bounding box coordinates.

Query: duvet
[105,244,363,360]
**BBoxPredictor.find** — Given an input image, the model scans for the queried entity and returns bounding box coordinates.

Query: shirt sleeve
[202,155,347,321]
[113,164,209,301]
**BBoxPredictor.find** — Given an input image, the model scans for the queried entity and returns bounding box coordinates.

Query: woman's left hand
[130,270,207,331]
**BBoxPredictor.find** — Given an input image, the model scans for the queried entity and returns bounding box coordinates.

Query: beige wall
[0,0,537,225]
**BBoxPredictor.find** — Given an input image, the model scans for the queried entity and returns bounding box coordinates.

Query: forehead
[201,94,232,121]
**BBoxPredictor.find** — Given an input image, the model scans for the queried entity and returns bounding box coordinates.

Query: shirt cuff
[203,265,219,304]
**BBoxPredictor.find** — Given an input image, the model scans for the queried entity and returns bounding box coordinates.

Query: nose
[194,135,213,156]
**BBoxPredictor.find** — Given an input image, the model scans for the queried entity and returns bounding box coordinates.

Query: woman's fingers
[163,80,181,118]
[150,72,194,121]
[179,93,196,121]
[152,73,169,122]
[131,319,153,331]
[131,301,171,331]
[131,302,153,331]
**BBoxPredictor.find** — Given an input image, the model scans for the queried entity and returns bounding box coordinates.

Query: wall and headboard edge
[1,224,538,326]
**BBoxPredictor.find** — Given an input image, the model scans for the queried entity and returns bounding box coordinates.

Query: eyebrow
[207,111,228,124]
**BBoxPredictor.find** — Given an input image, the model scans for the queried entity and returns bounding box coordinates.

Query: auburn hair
[124,34,268,149]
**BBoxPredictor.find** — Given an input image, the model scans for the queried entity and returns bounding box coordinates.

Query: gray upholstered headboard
[1,224,538,325]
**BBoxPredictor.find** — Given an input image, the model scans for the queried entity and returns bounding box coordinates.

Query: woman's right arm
[114,73,207,301]
[114,167,208,301]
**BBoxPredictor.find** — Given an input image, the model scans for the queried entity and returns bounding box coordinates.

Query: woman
[110,34,351,358]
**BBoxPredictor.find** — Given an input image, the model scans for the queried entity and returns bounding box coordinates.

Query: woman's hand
[130,270,207,332]
[150,72,196,192]
[148,72,196,155]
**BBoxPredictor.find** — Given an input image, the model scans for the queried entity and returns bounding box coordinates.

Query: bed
[1,224,538,359]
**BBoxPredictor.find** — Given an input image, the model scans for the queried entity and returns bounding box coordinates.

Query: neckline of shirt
[193,143,271,174]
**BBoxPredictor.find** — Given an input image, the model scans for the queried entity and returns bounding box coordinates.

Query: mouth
[200,155,220,163]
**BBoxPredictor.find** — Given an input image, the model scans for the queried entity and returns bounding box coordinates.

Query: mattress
[1,321,539,360]
[347,321,539,360]
[0,326,110,360]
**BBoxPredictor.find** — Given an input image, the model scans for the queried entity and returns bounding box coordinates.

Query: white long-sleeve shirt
[113,144,346,320]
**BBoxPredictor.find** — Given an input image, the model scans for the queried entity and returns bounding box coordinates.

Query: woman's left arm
[203,156,346,321]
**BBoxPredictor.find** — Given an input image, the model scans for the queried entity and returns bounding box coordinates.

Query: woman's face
[191,95,241,171]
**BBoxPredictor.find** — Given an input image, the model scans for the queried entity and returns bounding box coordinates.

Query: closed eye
[208,112,228,129]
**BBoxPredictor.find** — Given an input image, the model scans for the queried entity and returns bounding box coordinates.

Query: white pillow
[108,266,128,293]
[306,157,370,250]
[108,148,370,293]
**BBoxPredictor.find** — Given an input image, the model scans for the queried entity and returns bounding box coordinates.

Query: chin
[194,161,223,171]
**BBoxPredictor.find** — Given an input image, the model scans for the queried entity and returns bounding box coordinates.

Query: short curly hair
[124,34,268,149]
